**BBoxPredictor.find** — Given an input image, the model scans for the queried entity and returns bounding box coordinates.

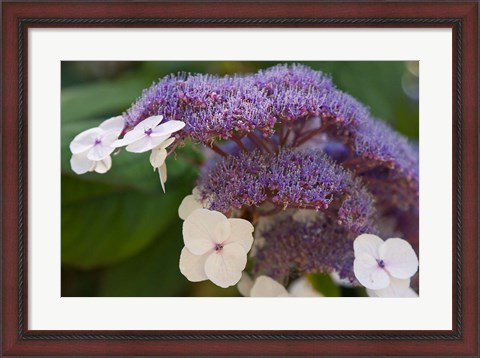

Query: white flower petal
[125,134,170,153]
[288,277,322,297]
[69,127,102,154]
[353,234,384,259]
[237,272,253,296]
[204,243,247,288]
[113,128,145,147]
[139,115,164,131]
[99,115,124,133]
[214,219,231,244]
[353,252,390,290]
[150,147,168,168]
[225,218,254,252]
[178,194,203,220]
[151,120,185,137]
[379,238,419,279]
[179,247,208,282]
[70,152,94,174]
[250,276,290,297]
[92,156,112,174]
[158,136,176,150]
[87,142,115,161]
[182,209,227,255]
[158,163,167,193]
[371,277,411,297]
[101,130,122,146]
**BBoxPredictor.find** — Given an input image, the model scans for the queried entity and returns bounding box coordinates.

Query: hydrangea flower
[179,209,254,288]
[149,137,175,192]
[252,209,361,282]
[353,234,418,295]
[178,187,205,220]
[69,116,124,174]
[237,274,322,297]
[288,277,324,297]
[367,284,418,298]
[249,276,291,297]
[69,64,419,296]
[113,115,184,153]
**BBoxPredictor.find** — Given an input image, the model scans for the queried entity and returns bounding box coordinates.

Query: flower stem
[209,143,228,157]
[232,135,248,152]
[248,133,272,153]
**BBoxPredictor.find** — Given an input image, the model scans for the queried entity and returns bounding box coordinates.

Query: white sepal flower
[367,287,418,298]
[288,277,323,297]
[98,115,125,132]
[71,151,112,174]
[237,272,254,297]
[237,274,322,297]
[367,279,418,298]
[149,137,175,193]
[179,209,254,288]
[250,276,290,297]
[178,187,204,220]
[69,116,124,175]
[113,115,185,153]
[353,234,418,293]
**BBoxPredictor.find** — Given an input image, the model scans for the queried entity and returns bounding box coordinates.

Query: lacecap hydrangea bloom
[69,64,419,295]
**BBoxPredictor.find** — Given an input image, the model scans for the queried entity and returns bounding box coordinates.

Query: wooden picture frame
[2,1,478,356]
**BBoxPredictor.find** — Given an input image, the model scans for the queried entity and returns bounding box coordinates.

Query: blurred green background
[61,61,419,297]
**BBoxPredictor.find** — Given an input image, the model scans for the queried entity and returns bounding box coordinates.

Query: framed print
[1,1,478,356]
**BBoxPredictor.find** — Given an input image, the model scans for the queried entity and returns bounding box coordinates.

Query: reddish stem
[248,133,272,153]
[232,135,248,151]
[280,126,292,146]
[209,143,228,157]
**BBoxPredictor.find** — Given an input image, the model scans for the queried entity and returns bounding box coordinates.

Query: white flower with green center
[179,209,254,288]
[113,115,185,153]
[69,116,124,174]
[353,234,418,296]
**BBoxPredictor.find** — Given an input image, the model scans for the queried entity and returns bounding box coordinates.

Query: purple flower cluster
[197,148,377,236]
[123,64,364,141]
[253,210,358,282]
[122,64,419,282]
[352,118,419,211]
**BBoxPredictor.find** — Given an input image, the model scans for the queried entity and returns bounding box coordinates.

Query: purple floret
[122,64,371,143]
[197,148,377,235]
[345,117,419,212]
[252,210,360,283]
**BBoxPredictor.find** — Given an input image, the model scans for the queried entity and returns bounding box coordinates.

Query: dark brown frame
[2,1,478,356]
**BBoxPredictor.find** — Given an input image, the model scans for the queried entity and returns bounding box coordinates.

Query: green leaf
[307,273,340,297]
[61,75,150,123]
[100,223,242,297]
[99,224,188,296]
[61,175,189,269]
